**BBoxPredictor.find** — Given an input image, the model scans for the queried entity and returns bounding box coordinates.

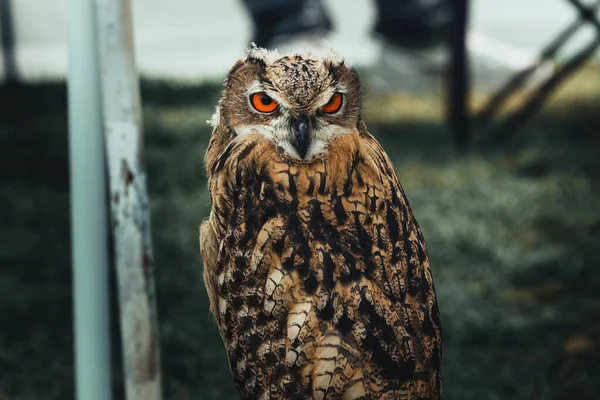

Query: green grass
[0,63,599,399]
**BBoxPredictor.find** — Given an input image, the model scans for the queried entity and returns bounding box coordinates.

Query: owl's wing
[200,125,237,329]
[200,220,220,321]
[350,132,442,395]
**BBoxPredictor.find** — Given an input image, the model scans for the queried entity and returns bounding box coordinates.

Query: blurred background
[1,0,599,399]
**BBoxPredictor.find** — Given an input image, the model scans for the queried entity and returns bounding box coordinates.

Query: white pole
[94,1,163,399]
[68,0,113,398]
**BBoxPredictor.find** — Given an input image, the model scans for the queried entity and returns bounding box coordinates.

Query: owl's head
[212,47,363,161]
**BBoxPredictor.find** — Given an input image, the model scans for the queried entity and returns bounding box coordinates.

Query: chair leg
[448,0,470,149]
[0,0,17,84]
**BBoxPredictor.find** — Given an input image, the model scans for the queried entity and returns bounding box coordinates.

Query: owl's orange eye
[250,92,278,113]
[321,93,343,114]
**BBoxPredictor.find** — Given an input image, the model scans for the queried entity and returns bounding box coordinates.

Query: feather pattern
[200,50,441,400]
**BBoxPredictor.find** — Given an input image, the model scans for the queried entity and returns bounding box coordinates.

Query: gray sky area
[4,0,600,82]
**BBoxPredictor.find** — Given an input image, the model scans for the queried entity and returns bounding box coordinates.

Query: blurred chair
[459,0,600,144]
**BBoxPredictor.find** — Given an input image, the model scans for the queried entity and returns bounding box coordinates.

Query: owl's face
[214,48,362,161]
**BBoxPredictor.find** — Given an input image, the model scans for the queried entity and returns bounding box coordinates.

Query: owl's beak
[291,115,310,159]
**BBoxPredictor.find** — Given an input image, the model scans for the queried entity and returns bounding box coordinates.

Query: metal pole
[68,0,113,399]
[0,0,18,83]
[94,1,163,399]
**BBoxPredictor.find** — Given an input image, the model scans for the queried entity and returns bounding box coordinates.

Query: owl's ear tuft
[227,59,245,77]
[322,46,344,66]
[224,59,246,89]
[247,44,282,65]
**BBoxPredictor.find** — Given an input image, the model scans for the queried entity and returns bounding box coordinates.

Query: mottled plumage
[200,47,442,399]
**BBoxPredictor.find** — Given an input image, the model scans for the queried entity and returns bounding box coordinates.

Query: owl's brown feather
[200,49,441,399]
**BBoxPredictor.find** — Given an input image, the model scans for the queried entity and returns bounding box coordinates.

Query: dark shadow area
[0,81,598,399]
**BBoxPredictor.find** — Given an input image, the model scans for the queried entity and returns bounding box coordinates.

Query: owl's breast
[206,133,441,398]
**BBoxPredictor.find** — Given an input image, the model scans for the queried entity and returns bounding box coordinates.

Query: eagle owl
[200,47,442,399]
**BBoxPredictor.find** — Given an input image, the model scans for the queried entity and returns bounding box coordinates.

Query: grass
[0,62,599,399]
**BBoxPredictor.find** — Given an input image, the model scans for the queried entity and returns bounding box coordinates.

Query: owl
[199,47,442,399]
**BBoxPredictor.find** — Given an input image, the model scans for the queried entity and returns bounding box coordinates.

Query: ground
[0,65,599,399]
